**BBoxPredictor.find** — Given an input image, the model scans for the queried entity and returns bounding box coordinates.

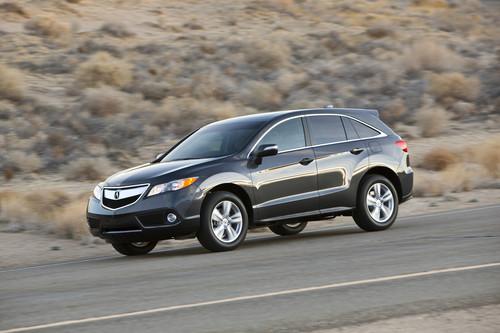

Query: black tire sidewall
[355,175,399,231]
[198,191,249,251]
[269,222,307,236]
[111,241,157,256]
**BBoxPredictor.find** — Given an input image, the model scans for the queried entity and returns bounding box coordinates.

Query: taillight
[395,140,408,153]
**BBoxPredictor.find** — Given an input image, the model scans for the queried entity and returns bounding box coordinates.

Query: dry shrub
[64,157,113,181]
[24,15,71,42]
[381,98,407,123]
[100,22,134,38]
[0,64,25,101]
[52,198,89,239]
[242,39,290,70]
[412,0,449,8]
[156,97,241,135]
[139,81,170,101]
[0,190,91,239]
[75,52,132,88]
[5,151,42,173]
[441,163,487,192]
[0,2,29,17]
[427,72,480,102]
[413,171,445,197]
[248,0,301,16]
[366,25,394,39]
[422,147,458,171]
[415,106,449,137]
[401,40,464,73]
[472,137,500,178]
[451,101,475,118]
[240,81,282,110]
[82,86,134,116]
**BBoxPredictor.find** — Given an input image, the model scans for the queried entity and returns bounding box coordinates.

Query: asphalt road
[1,205,499,333]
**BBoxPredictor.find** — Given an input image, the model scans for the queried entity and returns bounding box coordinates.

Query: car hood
[105,158,217,187]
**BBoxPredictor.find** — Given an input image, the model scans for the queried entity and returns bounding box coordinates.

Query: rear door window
[307,115,347,145]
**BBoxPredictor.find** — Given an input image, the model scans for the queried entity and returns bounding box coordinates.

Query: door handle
[299,157,314,165]
[350,148,364,155]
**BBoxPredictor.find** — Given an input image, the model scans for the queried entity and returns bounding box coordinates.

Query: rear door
[305,115,370,212]
[250,117,319,222]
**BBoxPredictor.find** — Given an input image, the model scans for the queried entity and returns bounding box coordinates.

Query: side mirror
[252,144,278,165]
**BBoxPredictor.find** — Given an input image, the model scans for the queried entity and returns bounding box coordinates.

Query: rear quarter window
[350,118,380,139]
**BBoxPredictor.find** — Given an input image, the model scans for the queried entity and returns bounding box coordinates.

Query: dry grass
[75,52,132,88]
[401,40,464,73]
[24,15,71,42]
[421,148,458,171]
[64,157,114,181]
[415,106,449,137]
[427,72,480,102]
[0,64,25,101]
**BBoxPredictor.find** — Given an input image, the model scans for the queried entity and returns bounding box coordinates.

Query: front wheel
[353,175,399,231]
[197,191,249,252]
[111,241,158,256]
[268,222,307,236]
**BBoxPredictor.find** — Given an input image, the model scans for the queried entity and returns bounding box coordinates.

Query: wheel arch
[205,183,254,224]
[361,166,402,201]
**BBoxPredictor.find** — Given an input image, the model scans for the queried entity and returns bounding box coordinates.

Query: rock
[442,195,459,202]
[50,245,61,251]
[468,198,479,203]
[429,202,439,207]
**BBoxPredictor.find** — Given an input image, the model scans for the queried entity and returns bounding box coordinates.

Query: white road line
[1,262,499,333]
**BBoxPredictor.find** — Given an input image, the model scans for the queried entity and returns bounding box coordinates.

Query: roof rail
[324,104,334,109]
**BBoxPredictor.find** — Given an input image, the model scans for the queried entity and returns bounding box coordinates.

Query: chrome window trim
[101,183,150,211]
[247,113,387,158]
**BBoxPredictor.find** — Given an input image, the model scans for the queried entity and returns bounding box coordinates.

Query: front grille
[101,184,149,210]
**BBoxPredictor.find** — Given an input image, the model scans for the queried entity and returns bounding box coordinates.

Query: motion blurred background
[0,0,499,248]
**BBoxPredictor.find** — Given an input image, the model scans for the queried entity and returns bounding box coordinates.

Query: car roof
[212,107,379,126]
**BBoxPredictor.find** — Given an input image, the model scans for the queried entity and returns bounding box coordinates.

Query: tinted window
[341,117,359,140]
[259,118,306,152]
[308,115,347,145]
[351,119,380,138]
[163,120,265,161]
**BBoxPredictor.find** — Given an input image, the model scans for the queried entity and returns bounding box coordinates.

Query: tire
[111,241,158,256]
[353,175,399,231]
[268,222,307,236]
[197,191,249,252]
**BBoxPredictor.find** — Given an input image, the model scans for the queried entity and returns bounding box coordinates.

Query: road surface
[1,205,499,332]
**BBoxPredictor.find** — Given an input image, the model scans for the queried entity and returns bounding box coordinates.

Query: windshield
[162,120,266,161]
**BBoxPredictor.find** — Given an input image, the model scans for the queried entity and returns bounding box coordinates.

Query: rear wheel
[111,241,157,256]
[197,191,248,252]
[353,175,399,231]
[268,222,307,236]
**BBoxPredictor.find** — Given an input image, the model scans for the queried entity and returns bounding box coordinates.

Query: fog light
[166,213,177,223]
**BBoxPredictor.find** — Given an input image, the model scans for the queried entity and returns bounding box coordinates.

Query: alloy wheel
[211,200,243,243]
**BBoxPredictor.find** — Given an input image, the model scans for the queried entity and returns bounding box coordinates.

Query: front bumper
[87,188,201,243]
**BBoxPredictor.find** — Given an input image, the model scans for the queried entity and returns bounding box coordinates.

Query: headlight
[93,183,104,201]
[147,177,198,197]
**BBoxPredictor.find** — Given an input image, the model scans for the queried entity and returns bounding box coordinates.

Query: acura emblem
[114,191,120,199]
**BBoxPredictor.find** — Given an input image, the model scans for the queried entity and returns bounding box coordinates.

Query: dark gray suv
[87,107,413,255]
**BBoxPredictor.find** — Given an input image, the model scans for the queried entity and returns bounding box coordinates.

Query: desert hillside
[0,0,499,240]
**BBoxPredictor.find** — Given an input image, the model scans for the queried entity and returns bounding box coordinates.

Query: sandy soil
[2,188,499,270]
[317,304,500,333]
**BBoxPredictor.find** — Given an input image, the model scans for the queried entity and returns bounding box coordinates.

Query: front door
[250,117,319,222]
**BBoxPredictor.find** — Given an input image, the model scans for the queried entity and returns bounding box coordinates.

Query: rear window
[307,115,347,145]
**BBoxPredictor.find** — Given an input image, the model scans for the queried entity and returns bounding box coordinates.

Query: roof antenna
[324,104,334,108]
